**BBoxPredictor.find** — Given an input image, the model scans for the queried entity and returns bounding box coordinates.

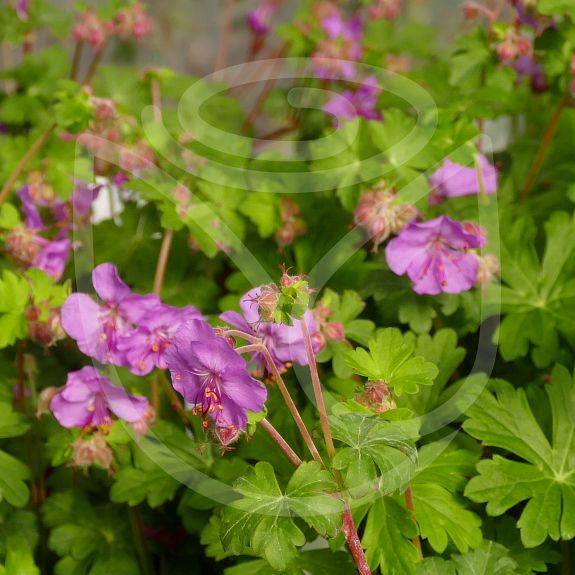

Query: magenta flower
[220,287,320,372]
[385,215,486,295]
[61,263,160,365]
[428,155,498,205]
[246,0,280,35]
[72,181,102,221]
[514,55,547,93]
[118,303,203,375]
[35,238,71,280]
[324,76,382,122]
[50,366,149,429]
[165,320,267,429]
[312,14,363,80]
[16,0,30,21]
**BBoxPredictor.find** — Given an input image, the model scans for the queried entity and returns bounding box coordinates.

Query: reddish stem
[83,43,106,86]
[260,418,302,466]
[342,505,372,575]
[70,39,84,81]
[521,94,569,201]
[153,229,173,296]
[300,320,336,459]
[404,486,422,555]
[214,0,235,77]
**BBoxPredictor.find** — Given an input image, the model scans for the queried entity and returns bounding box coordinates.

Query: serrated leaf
[0,403,29,438]
[345,328,438,395]
[221,462,342,570]
[363,496,420,575]
[0,450,30,507]
[464,365,575,547]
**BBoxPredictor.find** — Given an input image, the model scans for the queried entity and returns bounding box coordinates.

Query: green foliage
[464,365,575,547]
[345,328,439,395]
[0,271,29,349]
[220,462,342,570]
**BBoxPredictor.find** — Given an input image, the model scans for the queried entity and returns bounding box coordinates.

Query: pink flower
[61,263,160,365]
[115,3,152,41]
[50,366,149,429]
[428,155,498,205]
[385,215,486,295]
[324,76,382,122]
[165,320,267,429]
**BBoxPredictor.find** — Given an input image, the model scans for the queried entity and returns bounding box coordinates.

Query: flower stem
[70,39,84,81]
[342,504,372,575]
[159,371,190,427]
[521,93,569,202]
[153,229,173,296]
[300,320,336,459]
[0,123,56,209]
[260,418,302,466]
[214,0,235,78]
[404,486,422,556]
[83,43,106,86]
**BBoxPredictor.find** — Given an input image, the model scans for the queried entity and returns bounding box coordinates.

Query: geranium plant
[0,0,574,573]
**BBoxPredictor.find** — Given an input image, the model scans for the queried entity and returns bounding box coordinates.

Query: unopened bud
[71,433,114,472]
[215,425,242,453]
[36,386,59,417]
[475,253,500,286]
[355,380,397,413]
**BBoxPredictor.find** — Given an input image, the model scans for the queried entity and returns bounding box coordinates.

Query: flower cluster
[3,173,100,280]
[72,3,152,49]
[221,286,320,373]
[324,76,382,123]
[312,11,363,80]
[61,263,202,375]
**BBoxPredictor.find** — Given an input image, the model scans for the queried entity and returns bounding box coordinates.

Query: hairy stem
[521,94,569,202]
[342,505,372,575]
[404,486,422,555]
[260,418,302,466]
[0,123,56,208]
[300,320,336,459]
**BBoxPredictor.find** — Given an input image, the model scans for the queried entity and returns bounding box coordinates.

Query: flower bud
[215,425,242,453]
[355,380,396,413]
[71,433,114,472]
[131,405,156,440]
[475,253,500,286]
[36,386,59,417]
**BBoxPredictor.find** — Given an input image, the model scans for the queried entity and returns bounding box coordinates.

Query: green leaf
[452,541,518,575]
[0,451,30,507]
[411,444,483,553]
[464,365,575,547]
[331,412,416,496]
[345,328,438,395]
[0,402,29,438]
[221,462,342,571]
[0,204,20,229]
[0,271,29,349]
[363,496,420,574]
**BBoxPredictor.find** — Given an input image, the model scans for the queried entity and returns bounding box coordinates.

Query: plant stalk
[342,505,372,575]
[300,320,336,459]
[404,486,422,555]
[260,418,302,466]
[521,94,569,202]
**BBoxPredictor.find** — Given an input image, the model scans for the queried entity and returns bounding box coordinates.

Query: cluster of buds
[495,27,532,63]
[368,0,402,21]
[276,198,306,248]
[72,3,152,50]
[5,225,44,268]
[173,185,191,219]
[474,253,500,287]
[252,268,313,325]
[26,307,66,348]
[355,380,396,413]
[312,300,345,350]
[71,432,114,473]
[354,182,418,252]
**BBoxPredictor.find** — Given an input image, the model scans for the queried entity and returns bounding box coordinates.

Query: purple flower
[514,55,547,93]
[72,181,102,221]
[324,76,382,122]
[428,155,498,205]
[312,15,363,80]
[385,215,486,295]
[165,319,267,429]
[16,0,30,21]
[17,186,45,231]
[220,287,320,372]
[246,0,279,35]
[61,263,160,365]
[118,303,203,375]
[35,238,71,280]
[50,366,149,429]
